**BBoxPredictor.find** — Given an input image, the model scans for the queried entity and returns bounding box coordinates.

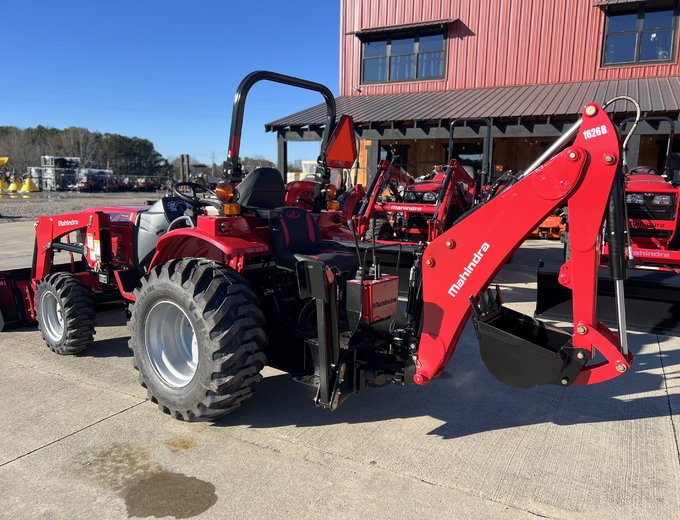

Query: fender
[148,226,271,273]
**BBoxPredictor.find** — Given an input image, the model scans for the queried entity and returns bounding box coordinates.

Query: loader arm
[415,103,632,386]
[355,160,413,236]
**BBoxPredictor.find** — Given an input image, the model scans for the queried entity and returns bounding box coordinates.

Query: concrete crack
[0,401,145,468]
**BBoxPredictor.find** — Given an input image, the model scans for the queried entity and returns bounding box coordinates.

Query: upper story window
[362,31,445,84]
[602,5,677,66]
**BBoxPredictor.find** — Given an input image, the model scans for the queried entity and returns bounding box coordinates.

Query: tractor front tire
[35,273,96,355]
[128,259,268,421]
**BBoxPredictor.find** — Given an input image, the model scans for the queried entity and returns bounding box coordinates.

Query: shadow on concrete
[215,330,678,440]
[83,336,132,358]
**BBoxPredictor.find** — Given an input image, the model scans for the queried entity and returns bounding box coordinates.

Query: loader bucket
[0,268,34,331]
[536,261,680,334]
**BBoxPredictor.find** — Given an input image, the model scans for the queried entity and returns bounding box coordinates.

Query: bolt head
[576,325,588,335]
[616,363,627,373]
[577,351,585,360]
[568,151,578,160]
[585,105,598,117]
[605,155,615,164]
[446,240,455,249]
[561,377,569,385]
[425,257,435,267]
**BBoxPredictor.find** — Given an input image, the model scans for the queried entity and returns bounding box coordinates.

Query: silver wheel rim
[41,292,64,343]
[144,300,198,388]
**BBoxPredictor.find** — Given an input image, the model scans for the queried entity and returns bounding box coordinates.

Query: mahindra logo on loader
[448,242,490,298]
[388,204,426,212]
[635,250,671,259]
[57,219,79,227]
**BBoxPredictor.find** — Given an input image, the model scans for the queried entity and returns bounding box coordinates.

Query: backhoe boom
[416,103,633,387]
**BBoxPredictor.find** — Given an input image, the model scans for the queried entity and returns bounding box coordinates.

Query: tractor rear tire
[128,258,268,421]
[35,272,96,355]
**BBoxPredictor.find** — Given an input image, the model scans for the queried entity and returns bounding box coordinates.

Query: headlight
[215,182,234,202]
[404,191,416,202]
[422,191,437,202]
[626,193,644,204]
[652,194,673,206]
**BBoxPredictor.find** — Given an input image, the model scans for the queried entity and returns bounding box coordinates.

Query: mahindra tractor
[538,114,680,333]
[352,118,490,245]
[613,116,680,268]
[1,71,635,421]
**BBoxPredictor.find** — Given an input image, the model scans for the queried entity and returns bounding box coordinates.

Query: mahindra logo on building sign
[448,243,490,298]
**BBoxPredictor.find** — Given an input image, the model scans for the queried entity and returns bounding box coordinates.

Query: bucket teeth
[470,287,502,319]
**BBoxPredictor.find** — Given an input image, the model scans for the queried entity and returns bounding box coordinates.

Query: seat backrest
[269,206,321,256]
[236,167,286,209]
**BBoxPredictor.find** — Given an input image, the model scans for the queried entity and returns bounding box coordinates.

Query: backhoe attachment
[414,103,633,389]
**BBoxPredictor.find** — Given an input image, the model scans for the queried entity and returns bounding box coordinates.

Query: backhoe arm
[415,103,632,387]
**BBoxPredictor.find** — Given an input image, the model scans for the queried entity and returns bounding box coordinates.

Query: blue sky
[3,1,340,164]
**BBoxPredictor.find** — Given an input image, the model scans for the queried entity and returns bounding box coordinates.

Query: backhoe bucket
[0,268,34,331]
[472,290,587,388]
[536,261,680,334]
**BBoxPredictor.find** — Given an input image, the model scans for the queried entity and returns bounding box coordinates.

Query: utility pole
[180,154,190,182]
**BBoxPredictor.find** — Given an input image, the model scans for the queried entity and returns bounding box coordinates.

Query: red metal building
[269,0,680,184]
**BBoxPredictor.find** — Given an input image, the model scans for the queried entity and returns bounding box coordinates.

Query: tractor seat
[236,167,286,209]
[268,206,358,274]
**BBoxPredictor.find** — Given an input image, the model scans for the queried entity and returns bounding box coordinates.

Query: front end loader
[2,72,635,421]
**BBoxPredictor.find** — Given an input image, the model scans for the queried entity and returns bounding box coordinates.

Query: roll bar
[225,70,337,183]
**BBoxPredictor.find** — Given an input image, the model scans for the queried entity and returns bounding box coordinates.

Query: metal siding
[340,0,680,96]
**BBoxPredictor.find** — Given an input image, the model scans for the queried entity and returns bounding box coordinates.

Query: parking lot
[1,216,679,519]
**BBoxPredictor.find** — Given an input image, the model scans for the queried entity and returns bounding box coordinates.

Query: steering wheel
[172,181,223,210]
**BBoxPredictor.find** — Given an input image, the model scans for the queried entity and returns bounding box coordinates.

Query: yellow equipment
[19,177,39,192]
[7,178,22,192]
[0,157,11,190]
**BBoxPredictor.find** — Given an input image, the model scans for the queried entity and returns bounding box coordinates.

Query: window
[603,6,676,65]
[362,31,445,84]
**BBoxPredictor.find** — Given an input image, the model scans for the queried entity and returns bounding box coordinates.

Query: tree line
[0,126,171,179]
[0,125,304,182]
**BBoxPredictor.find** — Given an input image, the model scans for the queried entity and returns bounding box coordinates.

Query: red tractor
[281,115,358,241]
[352,118,490,244]
[538,115,680,333]
[613,117,680,268]
[1,72,634,421]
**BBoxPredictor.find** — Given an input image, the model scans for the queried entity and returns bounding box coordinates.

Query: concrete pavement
[1,219,679,519]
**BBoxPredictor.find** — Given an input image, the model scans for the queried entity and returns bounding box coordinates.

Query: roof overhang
[266,77,680,133]
[593,0,656,6]
[348,18,457,37]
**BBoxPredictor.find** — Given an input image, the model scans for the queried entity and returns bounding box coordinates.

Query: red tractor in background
[614,116,680,268]
[1,71,636,422]
[537,113,680,333]
[351,118,491,245]
[281,115,359,241]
